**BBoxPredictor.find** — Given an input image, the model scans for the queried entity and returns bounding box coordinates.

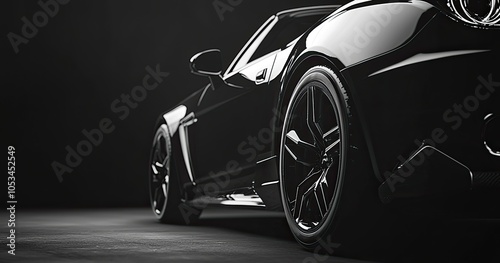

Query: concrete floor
[1,207,499,263]
[1,207,375,263]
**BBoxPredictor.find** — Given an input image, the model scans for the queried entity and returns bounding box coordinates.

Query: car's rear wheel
[280,66,430,258]
[149,124,200,224]
[280,66,349,250]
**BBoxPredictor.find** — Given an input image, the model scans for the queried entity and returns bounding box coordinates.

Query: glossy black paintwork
[159,0,500,204]
[344,10,500,175]
[301,0,437,67]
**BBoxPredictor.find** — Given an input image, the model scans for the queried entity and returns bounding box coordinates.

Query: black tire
[279,66,395,257]
[149,123,201,224]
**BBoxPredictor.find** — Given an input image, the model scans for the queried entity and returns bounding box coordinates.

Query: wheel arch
[272,52,380,184]
[273,53,347,155]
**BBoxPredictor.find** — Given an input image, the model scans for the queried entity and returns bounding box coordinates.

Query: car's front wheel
[149,123,200,224]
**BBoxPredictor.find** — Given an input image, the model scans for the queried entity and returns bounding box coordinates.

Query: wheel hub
[320,153,332,168]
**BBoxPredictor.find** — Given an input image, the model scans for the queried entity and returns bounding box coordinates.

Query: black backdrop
[4,0,349,207]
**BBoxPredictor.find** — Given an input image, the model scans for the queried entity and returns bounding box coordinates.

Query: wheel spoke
[325,138,340,153]
[152,161,167,181]
[323,125,340,153]
[153,175,168,212]
[284,130,320,167]
[307,87,325,149]
[154,185,164,210]
[151,139,169,181]
[293,167,322,219]
[314,169,330,216]
[151,164,159,175]
[323,126,339,140]
[286,130,318,153]
[284,144,316,167]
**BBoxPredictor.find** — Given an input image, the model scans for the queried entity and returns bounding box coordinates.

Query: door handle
[256,68,267,83]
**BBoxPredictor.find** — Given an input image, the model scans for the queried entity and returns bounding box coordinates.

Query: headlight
[448,0,500,26]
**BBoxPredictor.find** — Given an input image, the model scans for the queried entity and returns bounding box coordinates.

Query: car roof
[276,5,340,19]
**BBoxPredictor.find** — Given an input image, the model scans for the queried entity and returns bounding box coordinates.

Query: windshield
[225,16,278,76]
[225,11,331,77]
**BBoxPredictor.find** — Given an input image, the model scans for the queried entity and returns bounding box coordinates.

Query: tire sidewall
[279,66,350,247]
[149,123,171,220]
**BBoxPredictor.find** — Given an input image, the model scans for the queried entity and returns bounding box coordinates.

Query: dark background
[4,0,346,207]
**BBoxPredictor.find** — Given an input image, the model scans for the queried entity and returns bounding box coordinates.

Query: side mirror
[190,49,222,76]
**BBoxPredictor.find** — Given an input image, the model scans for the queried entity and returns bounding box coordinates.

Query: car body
[149,0,500,255]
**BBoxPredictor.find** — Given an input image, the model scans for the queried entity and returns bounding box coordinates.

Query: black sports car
[149,0,500,255]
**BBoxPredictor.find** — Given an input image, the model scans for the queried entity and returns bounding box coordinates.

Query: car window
[249,15,326,62]
[225,13,326,76]
[227,16,278,75]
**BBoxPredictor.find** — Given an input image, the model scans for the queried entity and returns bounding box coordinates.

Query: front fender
[162,105,188,136]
